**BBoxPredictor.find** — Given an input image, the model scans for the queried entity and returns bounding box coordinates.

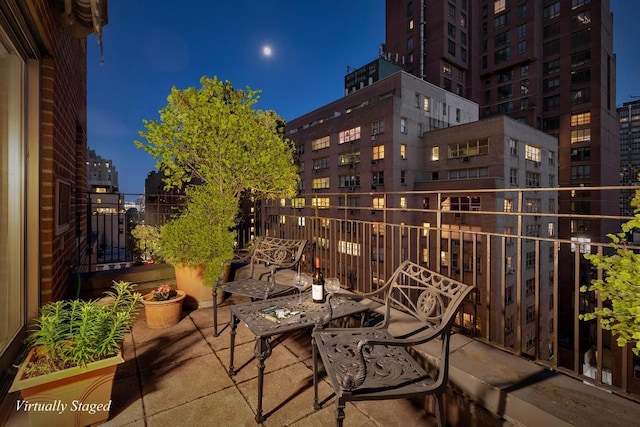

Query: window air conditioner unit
[463,156,470,162]
[507,267,516,274]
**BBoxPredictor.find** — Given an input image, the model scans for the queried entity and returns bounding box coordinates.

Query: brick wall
[37,1,89,303]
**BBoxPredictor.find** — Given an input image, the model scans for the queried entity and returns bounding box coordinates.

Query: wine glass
[325,278,341,306]
[294,273,310,305]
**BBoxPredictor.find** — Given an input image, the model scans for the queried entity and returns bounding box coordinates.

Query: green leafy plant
[131,224,161,262]
[23,281,143,377]
[135,76,299,285]
[581,191,640,355]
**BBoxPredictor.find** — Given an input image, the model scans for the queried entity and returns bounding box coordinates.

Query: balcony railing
[81,185,640,398]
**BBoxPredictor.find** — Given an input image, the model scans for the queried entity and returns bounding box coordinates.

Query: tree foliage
[134,76,299,200]
[135,76,298,284]
[581,191,640,355]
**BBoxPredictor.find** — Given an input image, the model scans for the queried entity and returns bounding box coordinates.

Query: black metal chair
[312,260,475,427]
[213,236,307,336]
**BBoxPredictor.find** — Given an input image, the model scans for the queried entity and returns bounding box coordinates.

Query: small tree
[581,190,640,355]
[135,76,299,200]
[131,224,161,262]
[135,76,299,283]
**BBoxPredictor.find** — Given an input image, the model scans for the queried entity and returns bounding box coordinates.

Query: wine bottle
[312,257,325,303]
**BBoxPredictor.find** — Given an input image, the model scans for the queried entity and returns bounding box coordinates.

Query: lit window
[431,147,440,161]
[372,145,385,160]
[339,126,361,144]
[400,144,407,159]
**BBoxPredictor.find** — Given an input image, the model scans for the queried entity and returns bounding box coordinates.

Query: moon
[262,45,273,57]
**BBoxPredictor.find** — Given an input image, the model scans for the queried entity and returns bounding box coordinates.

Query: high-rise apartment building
[618,99,640,217]
[282,69,558,356]
[384,0,619,372]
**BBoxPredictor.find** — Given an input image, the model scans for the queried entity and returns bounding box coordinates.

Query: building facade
[383,0,619,374]
[281,70,558,356]
[618,99,640,217]
[0,0,107,419]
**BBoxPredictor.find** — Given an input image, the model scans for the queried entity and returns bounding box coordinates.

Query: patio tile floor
[5,296,438,426]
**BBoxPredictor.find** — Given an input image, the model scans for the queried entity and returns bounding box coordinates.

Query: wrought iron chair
[213,236,307,336]
[312,260,475,427]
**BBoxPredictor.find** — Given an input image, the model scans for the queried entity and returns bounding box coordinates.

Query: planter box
[174,264,226,309]
[9,348,123,427]
[142,290,186,328]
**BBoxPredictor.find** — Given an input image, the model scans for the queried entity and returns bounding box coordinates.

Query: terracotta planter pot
[174,264,226,309]
[142,290,186,328]
[9,348,123,427]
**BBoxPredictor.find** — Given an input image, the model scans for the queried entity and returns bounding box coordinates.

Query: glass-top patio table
[227,292,368,423]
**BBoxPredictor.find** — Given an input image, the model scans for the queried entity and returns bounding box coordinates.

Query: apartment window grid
[312,177,330,189]
[423,96,431,112]
[339,175,360,188]
[518,40,527,55]
[372,171,384,186]
[448,138,489,158]
[509,138,518,156]
[504,199,513,213]
[312,157,329,171]
[311,197,330,208]
[526,198,541,213]
[525,144,542,162]
[571,111,591,126]
[339,126,361,144]
[371,118,385,135]
[372,196,385,209]
[505,285,513,305]
[510,168,518,185]
[572,0,591,9]
[338,151,360,166]
[372,144,385,160]
[400,117,407,134]
[526,252,536,269]
[525,172,540,187]
[525,278,535,296]
[311,136,330,151]
[448,167,489,180]
[543,2,560,20]
[571,128,591,143]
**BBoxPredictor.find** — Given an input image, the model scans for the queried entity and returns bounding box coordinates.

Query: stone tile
[203,318,258,352]
[216,339,300,384]
[281,329,315,362]
[187,306,217,330]
[146,387,257,427]
[353,398,438,426]
[288,402,374,427]
[131,311,197,344]
[237,360,335,426]
[141,353,234,417]
[102,374,144,426]
[134,329,213,371]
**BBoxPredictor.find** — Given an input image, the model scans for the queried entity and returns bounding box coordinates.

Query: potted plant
[9,281,142,427]
[142,284,186,328]
[135,76,299,307]
[581,187,640,356]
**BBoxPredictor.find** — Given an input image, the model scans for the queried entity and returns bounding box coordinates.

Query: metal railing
[80,186,640,397]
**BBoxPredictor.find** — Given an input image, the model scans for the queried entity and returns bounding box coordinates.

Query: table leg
[228,314,239,376]
[213,285,220,337]
[312,323,322,410]
[254,337,272,423]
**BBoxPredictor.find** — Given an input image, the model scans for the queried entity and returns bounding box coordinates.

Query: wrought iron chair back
[312,260,475,427]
